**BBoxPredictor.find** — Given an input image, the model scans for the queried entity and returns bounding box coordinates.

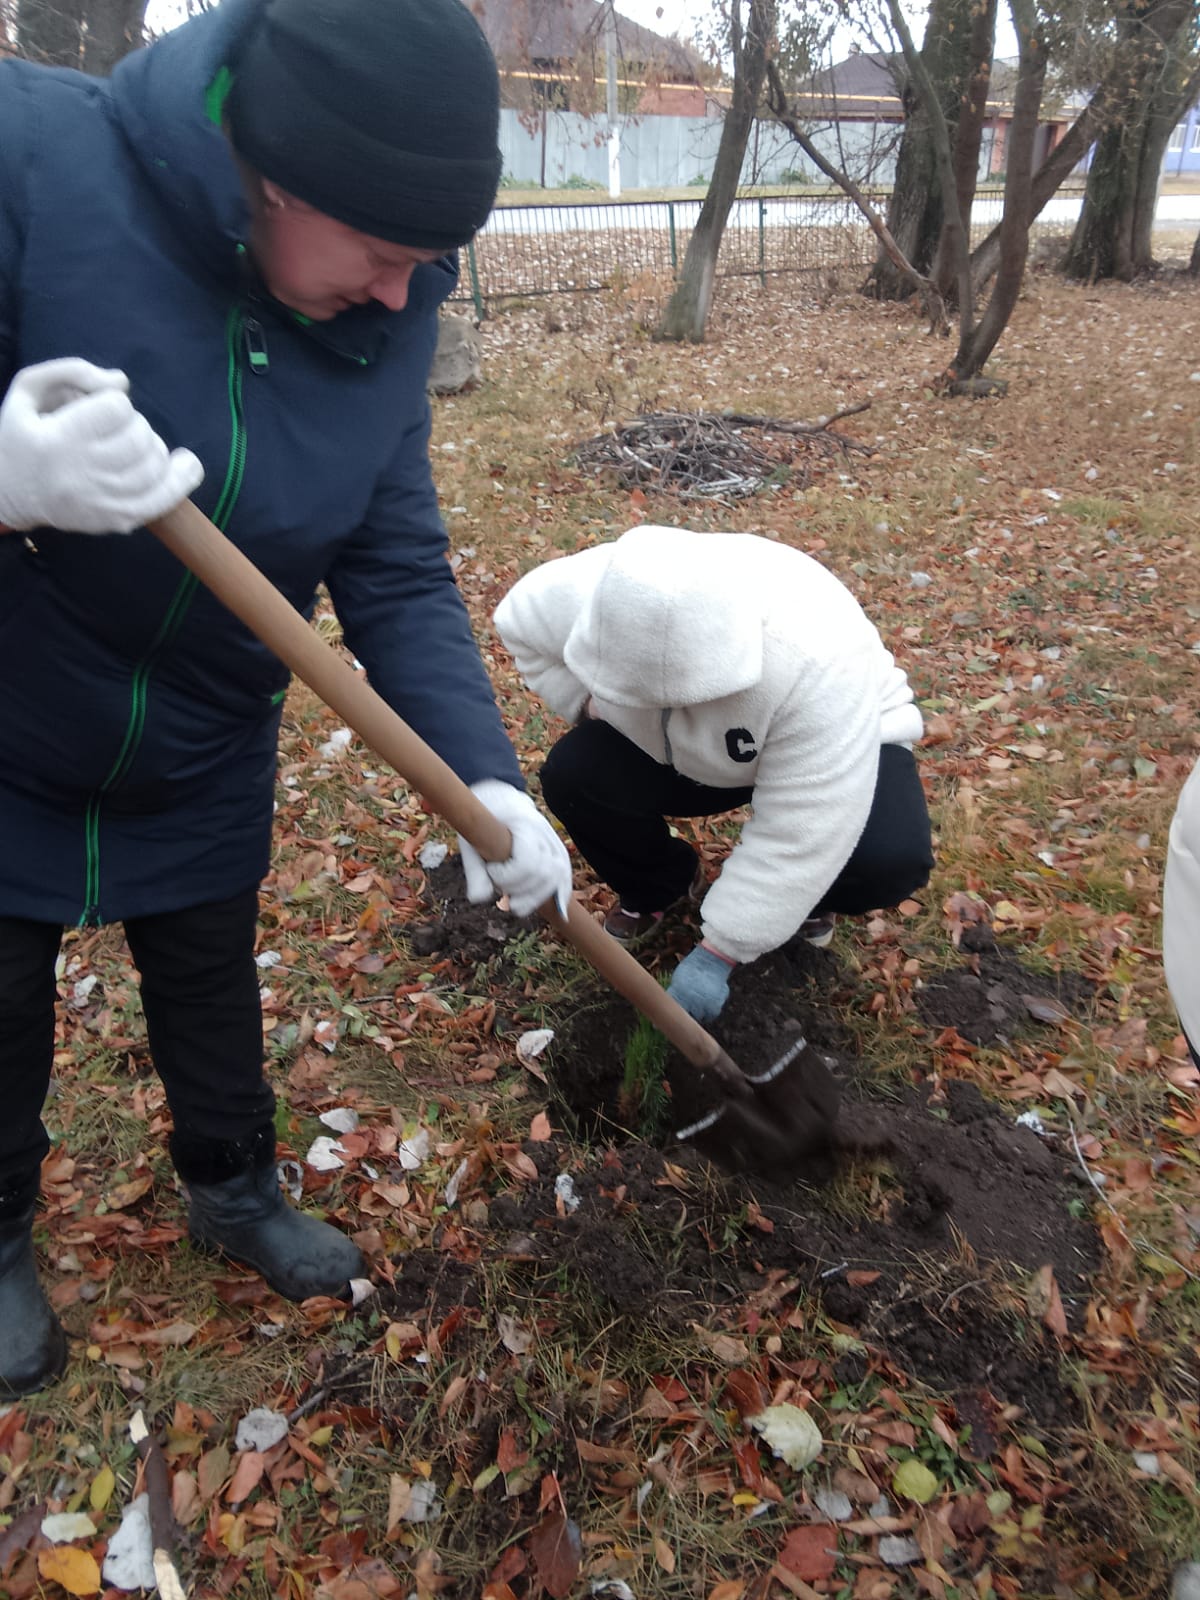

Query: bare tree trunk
[1191,226,1200,274]
[81,0,147,74]
[656,0,775,342]
[16,0,84,66]
[969,78,1121,290]
[884,0,973,349]
[953,0,1046,379]
[1063,0,1198,282]
[931,0,998,298]
[1131,59,1200,264]
[863,0,984,300]
[765,58,947,330]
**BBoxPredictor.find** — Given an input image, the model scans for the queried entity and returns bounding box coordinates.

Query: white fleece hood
[562,526,764,708]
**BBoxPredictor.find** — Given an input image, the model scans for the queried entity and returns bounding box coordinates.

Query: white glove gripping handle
[457,779,572,918]
[0,358,203,535]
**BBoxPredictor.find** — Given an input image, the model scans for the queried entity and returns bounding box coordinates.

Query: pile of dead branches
[572,405,873,500]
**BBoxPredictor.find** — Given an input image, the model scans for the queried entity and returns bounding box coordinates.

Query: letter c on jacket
[725,727,757,763]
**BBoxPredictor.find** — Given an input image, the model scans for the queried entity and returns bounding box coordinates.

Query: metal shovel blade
[669,1028,841,1179]
[666,1041,817,1176]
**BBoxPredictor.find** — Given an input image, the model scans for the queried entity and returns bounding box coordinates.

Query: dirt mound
[406,868,1098,1430]
[915,922,1095,1044]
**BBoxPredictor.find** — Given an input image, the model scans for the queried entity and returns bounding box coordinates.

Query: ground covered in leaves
[3,262,1200,1600]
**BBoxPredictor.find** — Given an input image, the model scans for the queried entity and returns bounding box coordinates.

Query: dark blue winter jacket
[0,0,521,927]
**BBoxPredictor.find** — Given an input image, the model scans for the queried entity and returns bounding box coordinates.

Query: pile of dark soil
[915,921,1095,1044]
[399,863,1099,1433]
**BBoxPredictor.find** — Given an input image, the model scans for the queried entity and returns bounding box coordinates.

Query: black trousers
[0,888,274,1187]
[540,719,934,918]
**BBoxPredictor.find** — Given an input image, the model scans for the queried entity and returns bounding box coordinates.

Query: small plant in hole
[619,1011,670,1138]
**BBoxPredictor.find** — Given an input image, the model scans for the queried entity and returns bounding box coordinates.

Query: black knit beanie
[226,0,502,251]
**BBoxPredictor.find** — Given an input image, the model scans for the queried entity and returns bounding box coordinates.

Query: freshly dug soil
[402,864,1099,1432]
[915,921,1096,1044]
[407,857,539,978]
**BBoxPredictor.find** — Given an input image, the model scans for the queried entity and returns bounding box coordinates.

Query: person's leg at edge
[0,916,69,1396]
[124,888,363,1301]
[540,720,752,930]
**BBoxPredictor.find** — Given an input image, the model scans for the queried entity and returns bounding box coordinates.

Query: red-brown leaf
[527,1510,582,1599]
[778,1523,838,1582]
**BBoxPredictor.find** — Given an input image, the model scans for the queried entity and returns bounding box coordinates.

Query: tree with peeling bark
[968,72,1124,290]
[886,0,1049,386]
[1062,0,1200,282]
[655,0,777,343]
[861,0,1000,303]
[769,0,1049,392]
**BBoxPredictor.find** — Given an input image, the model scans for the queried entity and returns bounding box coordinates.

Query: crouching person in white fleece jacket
[1164,759,1200,1064]
[493,525,934,1023]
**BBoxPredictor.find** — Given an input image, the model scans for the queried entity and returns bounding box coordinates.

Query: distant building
[790,50,1077,180]
[469,0,706,116]
[1165,101,1200,175]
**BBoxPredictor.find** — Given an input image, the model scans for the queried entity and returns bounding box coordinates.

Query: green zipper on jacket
[79,303,256,925]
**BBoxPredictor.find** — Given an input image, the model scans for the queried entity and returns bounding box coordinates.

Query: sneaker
[799,913,836,949]
[603,904,665,942]
[604,867,707,944]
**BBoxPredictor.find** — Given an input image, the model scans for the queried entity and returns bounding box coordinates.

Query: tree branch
[764,57,948,332]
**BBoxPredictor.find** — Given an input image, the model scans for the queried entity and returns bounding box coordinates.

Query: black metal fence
[451,189,1041,314]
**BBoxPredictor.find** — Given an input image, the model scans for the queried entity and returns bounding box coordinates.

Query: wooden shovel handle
[148,501,736,1083]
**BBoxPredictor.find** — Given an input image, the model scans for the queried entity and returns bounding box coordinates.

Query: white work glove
[0,358,204,534]
[458,779,573,918]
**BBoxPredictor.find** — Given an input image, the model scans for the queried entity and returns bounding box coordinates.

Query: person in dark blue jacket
[0,0,572,1396]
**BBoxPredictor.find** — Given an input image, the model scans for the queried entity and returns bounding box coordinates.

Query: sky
[616,0,702,42]
[612,0,1020,63]
[146,0,1018,74]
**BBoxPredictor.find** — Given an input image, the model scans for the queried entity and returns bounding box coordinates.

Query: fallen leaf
[747,1403,823,1469]
[1041,1067,1082,1099]
[40,1512,97,1543]
[385,1321,423,1359]
[778,1523,838,1581]
[197,1443,232,1501]
[89,1466,115,1515]
[105,1173,153,1211]
[136,1320,198,1347]
[723,1368,770,1418]
[226,1450,267,1506]
[691,1323,749,1364]
[1028,1263,1068,1337]
[37,1547,101,1596]
[891,1458,939,1504]
[529,1111,552,1141]
[527,1510,581,1599]
[497,1312,535,1355]
[1022,993,1071,1025]
[769,1563,823,1598]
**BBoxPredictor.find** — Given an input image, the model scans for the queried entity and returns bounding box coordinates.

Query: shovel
[147,500,840,1174]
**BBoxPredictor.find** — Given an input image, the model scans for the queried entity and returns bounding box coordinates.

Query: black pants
[540,719,934,917]
[0,889,274,1187]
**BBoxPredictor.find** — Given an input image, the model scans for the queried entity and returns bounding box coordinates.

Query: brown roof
[469,0,702,83]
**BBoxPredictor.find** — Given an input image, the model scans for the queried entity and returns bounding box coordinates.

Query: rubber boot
[171,1125,364,1302]
[0,1171,68,1398]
